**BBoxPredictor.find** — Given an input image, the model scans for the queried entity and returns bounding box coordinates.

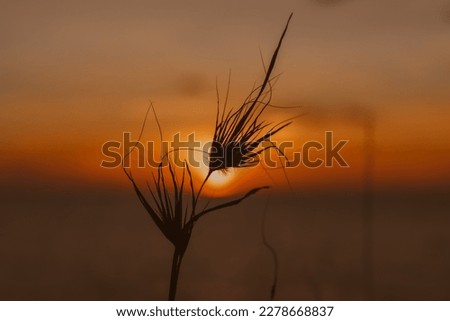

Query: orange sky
[1,0,450,196]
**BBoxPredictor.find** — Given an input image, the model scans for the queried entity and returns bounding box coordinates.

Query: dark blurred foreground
[1,184,449,300]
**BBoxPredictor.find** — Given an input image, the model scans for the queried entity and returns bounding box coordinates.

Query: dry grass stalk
[123,12,295,300]
[123,104,268,300]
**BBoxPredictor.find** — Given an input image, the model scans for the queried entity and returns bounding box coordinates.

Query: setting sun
[208,170,235,188]
[192,162,237,197]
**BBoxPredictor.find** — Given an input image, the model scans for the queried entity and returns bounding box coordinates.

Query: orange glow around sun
[191,159,238,197]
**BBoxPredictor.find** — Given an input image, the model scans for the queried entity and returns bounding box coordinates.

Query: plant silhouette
[123,13,294,300]
[123,105,268,300]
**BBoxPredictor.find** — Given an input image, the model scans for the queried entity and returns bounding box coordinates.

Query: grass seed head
[209,13,294,174]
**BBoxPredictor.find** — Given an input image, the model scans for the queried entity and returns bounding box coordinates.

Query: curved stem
[261,195,278,300]
[362,117,375,300]
[192,171,212,214]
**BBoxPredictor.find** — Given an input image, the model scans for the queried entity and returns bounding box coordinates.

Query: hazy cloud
[312,0,350,7]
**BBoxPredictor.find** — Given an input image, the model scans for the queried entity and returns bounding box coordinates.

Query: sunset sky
[2,0,450,301]
[1,0,449,195]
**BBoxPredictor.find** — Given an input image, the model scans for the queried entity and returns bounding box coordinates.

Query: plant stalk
[168,247,184,300]
[362,117,375,300]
